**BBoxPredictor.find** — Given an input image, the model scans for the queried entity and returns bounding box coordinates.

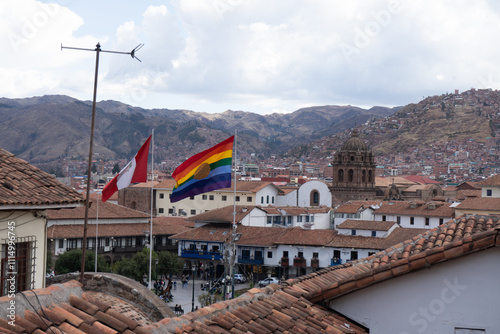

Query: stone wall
[48,272,175,321]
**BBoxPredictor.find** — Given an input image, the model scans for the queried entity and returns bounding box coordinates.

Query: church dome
[341,129,368,151]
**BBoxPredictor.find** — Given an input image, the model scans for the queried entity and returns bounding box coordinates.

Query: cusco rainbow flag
[170,136,234,203]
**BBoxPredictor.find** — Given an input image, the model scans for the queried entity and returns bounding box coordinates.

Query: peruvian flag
[101,135,151,202]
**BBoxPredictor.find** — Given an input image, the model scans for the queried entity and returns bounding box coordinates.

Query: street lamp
[155,258,159,295]
[191,265,196,312]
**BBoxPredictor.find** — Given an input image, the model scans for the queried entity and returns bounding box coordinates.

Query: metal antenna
[61,42,142,284]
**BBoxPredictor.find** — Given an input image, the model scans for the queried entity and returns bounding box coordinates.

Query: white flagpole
[231,130,237,299]
[149,129,154,290]
[95,192,99,272]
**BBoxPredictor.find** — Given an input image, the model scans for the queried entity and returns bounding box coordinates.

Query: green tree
[157,251,184,278]
[114,248,184,283]
[55,249,109,275]
[114,247,157,282]
[91,163,97,173]
[112,163,120,174]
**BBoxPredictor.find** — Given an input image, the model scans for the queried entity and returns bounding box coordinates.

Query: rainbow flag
[170,136,234,202]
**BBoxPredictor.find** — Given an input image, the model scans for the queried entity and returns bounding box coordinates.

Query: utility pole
[62,42,143,284]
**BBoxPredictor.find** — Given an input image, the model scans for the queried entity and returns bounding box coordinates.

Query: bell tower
[330,129,377,206]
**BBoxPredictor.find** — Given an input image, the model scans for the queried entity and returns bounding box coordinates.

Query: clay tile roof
[338,219,397,231]
[235,225,291,246]
[455,197,500,211]
[457,189,481,200]
[273,227,338,246]
[47,219,193,239]
[0,281,152,334]
[374,201,455,217]
[145,215,499,333]
[0,147,84,208]
[47,199,149,220]
[169,223,233,242]
[187,205,259,223]
[475,174,500,186]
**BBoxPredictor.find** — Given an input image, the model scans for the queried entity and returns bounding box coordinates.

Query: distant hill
[291,89,499,159]
[0,95,395,163]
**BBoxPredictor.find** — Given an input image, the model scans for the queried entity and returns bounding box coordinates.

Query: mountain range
[0,95,396,163]
[0,89,496,168]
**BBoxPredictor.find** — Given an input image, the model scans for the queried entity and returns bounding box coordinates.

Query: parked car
[258,277,280,287]
[234,274,247,284]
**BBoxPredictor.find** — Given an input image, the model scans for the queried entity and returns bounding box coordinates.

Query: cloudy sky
[2,0,500,115]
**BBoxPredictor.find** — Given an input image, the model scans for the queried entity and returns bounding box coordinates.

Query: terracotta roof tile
[337,219,396,231]
[47,199,149,220]
[0,281,152,334]
[48,219,192,239]
[455,197,500,211]
[0,147,84,208]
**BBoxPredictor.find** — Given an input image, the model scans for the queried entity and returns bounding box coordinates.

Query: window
[189,244,196,250]
[168,208,174,214]
[305,216,310,223]
[348,169,354,182]
[382,215,386,221]
[261,196,264,204]
[201,245,207,251]
[67,238,78,250]
[125,238,133,247]
[311,191,319,206]
[439,218,444,224]
[190,196,195,200]
[158,208,164,213]
[351,229,356,236]
[368,252,376,256]
[333,250,341,259]
[247,196,252,202]
[487,189,492,197]
[236,196,240,202]
[338,169,344,182]
[298,251,303,258]
[266,195,269,204]
[159,193,164,199]
[425,217,430,226]
[397,216,401,224]
[190,209,196,215]
[410,217,415,225]
[313,252,319,258]
[267,251,272,258]
[371,231,376,237]
[272,197,274,204]
[209,195,214,200]
[267,217,272,224]
[1,237,36,297]
[202,195,207,200]
[350,251,358,261]
[211,245,220,252]
[222,195,227,201]
[58,239,64,248]
[287,216,292,225]
[297,216,303,222]
[283,251,289,257]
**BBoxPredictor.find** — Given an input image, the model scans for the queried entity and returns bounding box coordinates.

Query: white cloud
[2,0,500,113]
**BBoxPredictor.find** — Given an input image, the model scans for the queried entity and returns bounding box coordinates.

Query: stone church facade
[329,129,377,207]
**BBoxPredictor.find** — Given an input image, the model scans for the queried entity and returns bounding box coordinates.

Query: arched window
[261,196,264,204]
[338,169,344,182]
[362,170,366,183]
[368,170,373,183]
[266,195,269,204]
[348,169,354,182]
[310,191,320,206]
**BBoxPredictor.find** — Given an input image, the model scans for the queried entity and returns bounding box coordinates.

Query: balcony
[293,257,306,267]
[311,258,320,268]
[180,249,223,260]
[238,256,264,265]
[331,258,342,266]
[280,257,289,267]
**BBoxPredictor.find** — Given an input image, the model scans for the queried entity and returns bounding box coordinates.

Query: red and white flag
[102,135,151,202]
